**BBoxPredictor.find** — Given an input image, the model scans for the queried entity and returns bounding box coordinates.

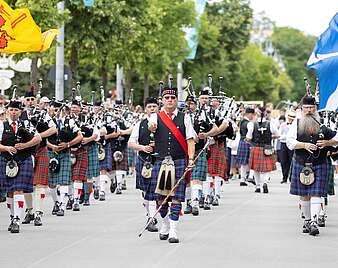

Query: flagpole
[55,1,65,101]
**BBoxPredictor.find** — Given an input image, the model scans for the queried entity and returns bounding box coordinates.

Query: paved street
[1,168,338,268]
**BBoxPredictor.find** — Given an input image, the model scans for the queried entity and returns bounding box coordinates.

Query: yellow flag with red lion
[0,0,60,54]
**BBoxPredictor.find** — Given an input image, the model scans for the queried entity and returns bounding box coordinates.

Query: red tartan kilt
[249,146,276,172]
[72,147,89,182]
[33,146,49,185]
[207,141,227,179]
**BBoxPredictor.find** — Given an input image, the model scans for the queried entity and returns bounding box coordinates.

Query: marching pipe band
[0,74,337,241]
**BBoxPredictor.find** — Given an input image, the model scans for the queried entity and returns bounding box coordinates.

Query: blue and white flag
[307,12,338,111]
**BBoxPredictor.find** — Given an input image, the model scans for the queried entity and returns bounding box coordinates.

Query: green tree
[271,27,317,100]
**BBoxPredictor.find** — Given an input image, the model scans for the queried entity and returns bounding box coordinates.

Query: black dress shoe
[192,207,199,216]
[240,182,248,186]
[93,189,99,200]
[255,188,261,193]
[99,192,106,201]
[318,215,326,227]
[302,220,311,233]
[184,204,192,214]
[8,216,14,232]
[280,180,287,184]
[204,201,211,210]
[212,198,219,206]
[10,218,20,233]
[110,179,117,193]
[246,178,256,185]
[263,183,269,194]
[116,188,122,195]
[57,209,65,216]
[73,203,80,211]
[309,222,320,236]
[159,233,169,240]
[199,197,204,208]
[66,199,74,210]
[22,210,34,224]
[168,237,179,243]
[52,202,60,215]
[146,219,159,232]
[34,213,43,226]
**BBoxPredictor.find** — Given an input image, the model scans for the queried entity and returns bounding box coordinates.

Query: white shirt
[278,121,292,143]
[0,119,39,142]
[148,108,196,140]
[286,119,338,150]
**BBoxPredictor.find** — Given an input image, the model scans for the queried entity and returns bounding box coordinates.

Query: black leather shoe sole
[192,208,199,216]
[168,237,179,243]
[240,182,248,186]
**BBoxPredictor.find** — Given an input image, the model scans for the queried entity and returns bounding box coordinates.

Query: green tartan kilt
[48,150,72,186]
[86,143,100,178]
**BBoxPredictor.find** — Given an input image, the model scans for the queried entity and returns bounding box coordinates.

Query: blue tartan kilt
[290,158,329,197]
[135,156,146,191]
[191,151,207,181]
[237,140,251,165]
[0,156,34,193]
[99,143,112,171]
[144,158,187,202]
[86,143,100,178]
[48,150,72,186]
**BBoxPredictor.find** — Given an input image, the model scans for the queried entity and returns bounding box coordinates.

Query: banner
[0,0,60,54]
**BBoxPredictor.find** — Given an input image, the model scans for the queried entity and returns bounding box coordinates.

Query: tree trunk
[69,44,78,89]
[143,73,149,104]
[30,57,38,92]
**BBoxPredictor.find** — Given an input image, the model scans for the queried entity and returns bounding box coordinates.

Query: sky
[250,0,338,36]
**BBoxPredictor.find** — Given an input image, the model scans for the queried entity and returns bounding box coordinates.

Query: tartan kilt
[237,140,251,165]
[135,156,145,191]
[0,156,34,193]
[33,146,49,186]
[290,158,329,197]
[144,158,187,202]
[86,143,100,178]
[249,146,276,172]
[112,149,128,171]
[191,151,207,181]
[99,143,112,171]
[128,148,136,168]
[327,159,335,196]
[72,147,89,182]
[48,150,71,186]
[231,155,241,169]
[208,141,227,179]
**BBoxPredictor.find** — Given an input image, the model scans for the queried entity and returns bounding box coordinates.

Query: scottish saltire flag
[184,0,207,60]
[307,12,338,111]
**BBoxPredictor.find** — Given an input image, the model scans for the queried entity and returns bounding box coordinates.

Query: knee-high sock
[94,176,100,187]
[310,197,322,223]
[260,172,270,183]
[59,185,69,210]
[300,200,311,221]
[169,203,182,221]
[50,188,58,203]
[24,193,33,210]
[7,197,14,217]
[203,176,213,196]
[185,186,191,202]
[116,173,123,185]
[143,200,149,216]
[214,176,222,196]
[240,165,249,182]
[148,200,157,218]
[34,188,45,214]
[13,194,25,220]
[254,171,261,187]
[249,169,255,179]
[73,181,83,201]
[191,184,201,201]
[68,183,74,199]
[159,202,169,218]
[100,174,109,193]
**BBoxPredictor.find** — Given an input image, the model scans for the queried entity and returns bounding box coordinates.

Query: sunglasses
[25,98,35,101]
[164,96,176,100]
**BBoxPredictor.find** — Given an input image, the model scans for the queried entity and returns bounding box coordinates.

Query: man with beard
[286,95,338,236]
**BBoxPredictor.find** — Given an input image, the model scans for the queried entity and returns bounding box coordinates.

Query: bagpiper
[0,97,41,233]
